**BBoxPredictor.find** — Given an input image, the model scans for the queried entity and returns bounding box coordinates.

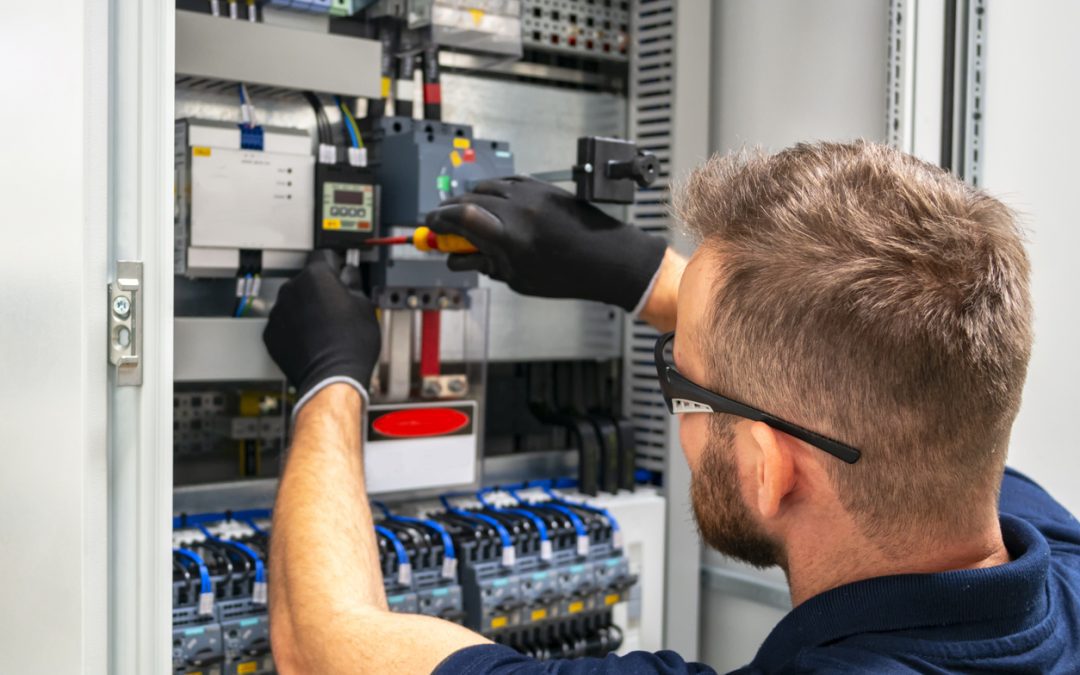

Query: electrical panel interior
[170,1,667,672]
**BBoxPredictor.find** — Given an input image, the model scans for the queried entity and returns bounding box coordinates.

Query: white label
[501,546,516,568]
[442,556,458,580]
[540,539,553,561]
[252,581,268,605]
[198,591,215,616]
[577,535,590,557]
[348,147,368,167]
[234,277,247,298]
[398,562,412,587]
[613,530,624,550]
[318,143,338,165]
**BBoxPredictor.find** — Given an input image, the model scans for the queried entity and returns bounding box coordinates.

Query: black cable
[422,44,441,121]
[301,91,332,144]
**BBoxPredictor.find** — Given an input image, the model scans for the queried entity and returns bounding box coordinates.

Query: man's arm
[262,255,490,673]
[638,247,687,333]
[270,384,489,674]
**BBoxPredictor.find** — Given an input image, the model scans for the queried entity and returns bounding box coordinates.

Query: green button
[436,175,452,193]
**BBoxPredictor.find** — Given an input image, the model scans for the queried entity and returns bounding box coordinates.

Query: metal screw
[583,162,594,174]
[422,381,442,398]
[406,295,420,309]
[438,295,451,309]
[112,295,131,319]
[447,378,466,394]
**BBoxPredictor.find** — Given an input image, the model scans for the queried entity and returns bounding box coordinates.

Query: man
[262,142,1080,673]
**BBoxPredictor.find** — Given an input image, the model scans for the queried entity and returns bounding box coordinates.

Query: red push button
[372,408,470,438]
[463,148,476,163]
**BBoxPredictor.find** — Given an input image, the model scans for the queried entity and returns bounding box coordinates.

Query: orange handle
[412,226,478,254]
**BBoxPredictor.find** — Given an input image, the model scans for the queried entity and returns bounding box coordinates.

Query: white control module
[175,118,315,276]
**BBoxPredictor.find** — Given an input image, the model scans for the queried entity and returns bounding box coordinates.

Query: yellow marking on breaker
[449,150,463,168]
[453,137,471,149]
[237,662,258,674]
[239,392,262,417]
[192,146,211,157]
[491,616,508,629]
[605,593,620,606]
[469,8,485,25]
[568,601,584,614]
[381,76,392,98]
[531,608,548,622]
[323,218,342,230]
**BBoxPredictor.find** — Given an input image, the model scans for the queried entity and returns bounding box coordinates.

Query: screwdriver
[364,226,478,254]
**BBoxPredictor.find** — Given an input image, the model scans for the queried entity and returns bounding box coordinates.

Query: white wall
[0,1,109,672]
[702,0,890,670]
[980,1,1080,514]
[711,0,890,153]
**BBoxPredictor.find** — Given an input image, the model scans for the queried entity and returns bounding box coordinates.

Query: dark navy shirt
[434,468,1080,673]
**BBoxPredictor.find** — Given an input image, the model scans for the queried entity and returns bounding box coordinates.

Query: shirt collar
[748,514,1050,672]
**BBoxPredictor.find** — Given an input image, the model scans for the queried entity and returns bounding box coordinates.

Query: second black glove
[425,176,667,312]
[263,251,381,414]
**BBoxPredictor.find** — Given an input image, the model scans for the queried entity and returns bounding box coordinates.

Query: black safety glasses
[654,331,862,464]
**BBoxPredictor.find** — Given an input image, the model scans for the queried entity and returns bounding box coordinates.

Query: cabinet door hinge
[108,260,143,386]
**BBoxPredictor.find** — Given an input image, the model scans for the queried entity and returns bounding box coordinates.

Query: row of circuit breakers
[172,484,635,673]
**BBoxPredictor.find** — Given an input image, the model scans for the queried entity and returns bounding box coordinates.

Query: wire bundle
[198,524,268,605]
[439,495,517,568]
[335,95,364,149]
[373,501,458,580]
[302,91,332,145]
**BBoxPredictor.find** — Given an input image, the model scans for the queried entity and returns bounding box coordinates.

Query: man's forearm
[639,247,686,332]
[270,384,386,671]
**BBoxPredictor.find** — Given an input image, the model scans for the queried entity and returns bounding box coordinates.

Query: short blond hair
[675,142,1032,543]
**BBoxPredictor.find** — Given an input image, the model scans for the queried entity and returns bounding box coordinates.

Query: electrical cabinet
[1,1,712,672]
[162,1,686,671]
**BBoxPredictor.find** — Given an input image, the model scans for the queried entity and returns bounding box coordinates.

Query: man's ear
[748,421,797,520]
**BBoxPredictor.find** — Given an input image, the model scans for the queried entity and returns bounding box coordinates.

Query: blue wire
[174,547,213,599]
[509,486,588,540]
[198,525,266,586]
[335,96,360,148]
[541,485,622,537]
[373,501,456,562]
[237,83,246,104]
[375,525,412,584]
[440,495,514,551]
[477,488,550,545]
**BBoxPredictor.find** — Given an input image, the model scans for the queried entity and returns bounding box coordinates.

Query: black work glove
[263,251,381,415]
[425,176,668,312]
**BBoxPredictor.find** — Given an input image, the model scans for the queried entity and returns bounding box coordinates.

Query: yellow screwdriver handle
[413,226,479,254]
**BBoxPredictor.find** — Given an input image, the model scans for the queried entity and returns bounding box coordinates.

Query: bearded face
[690,416,786,570]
